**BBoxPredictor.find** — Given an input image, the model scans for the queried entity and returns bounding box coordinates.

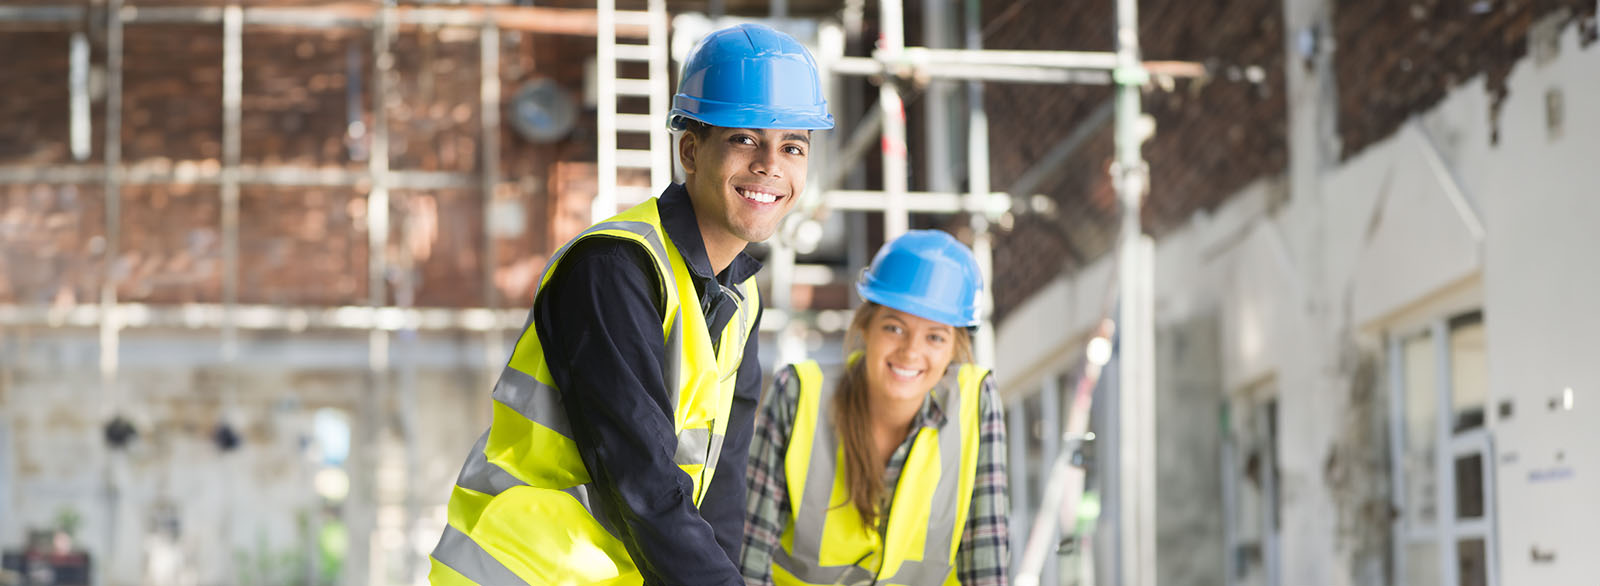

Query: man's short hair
[680,118,714,140]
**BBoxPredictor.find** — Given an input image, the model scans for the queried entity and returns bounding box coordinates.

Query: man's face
[680,126,810,250]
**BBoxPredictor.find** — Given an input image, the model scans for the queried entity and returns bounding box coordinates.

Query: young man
[428,24,832,585]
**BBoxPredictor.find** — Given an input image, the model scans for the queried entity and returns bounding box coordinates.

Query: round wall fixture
[510,77,579,144]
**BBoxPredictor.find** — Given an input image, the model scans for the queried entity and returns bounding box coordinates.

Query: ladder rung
[614,10,652,28]
[614,113,656,132]
[614,44,653,62]
[615,149,656,169]
[616,185,656,206]
[615,78,652,97]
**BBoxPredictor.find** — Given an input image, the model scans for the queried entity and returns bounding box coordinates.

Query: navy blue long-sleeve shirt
[533,184,763,586]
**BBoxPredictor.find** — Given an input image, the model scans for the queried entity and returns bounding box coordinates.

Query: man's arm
[536,239,743,586]
[700,304,764,564]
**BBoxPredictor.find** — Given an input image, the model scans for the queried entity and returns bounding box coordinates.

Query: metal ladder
[595,0,671,224]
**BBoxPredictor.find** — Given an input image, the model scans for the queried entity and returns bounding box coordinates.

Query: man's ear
[678,130,699,177]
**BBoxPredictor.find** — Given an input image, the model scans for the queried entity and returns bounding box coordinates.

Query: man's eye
[784,145,806,156]
[732,135,756,145]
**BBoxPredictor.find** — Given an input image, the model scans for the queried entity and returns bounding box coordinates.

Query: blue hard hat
[669,24,834,131]
[857,230,983,328]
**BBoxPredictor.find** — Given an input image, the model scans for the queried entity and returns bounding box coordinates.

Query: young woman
[741,230,1009,586]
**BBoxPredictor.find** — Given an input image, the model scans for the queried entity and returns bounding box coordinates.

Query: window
[1449,314,1487,433]
[1389,309,1497,586]
[1401,331,1439,528]
[1224,392,1280,586]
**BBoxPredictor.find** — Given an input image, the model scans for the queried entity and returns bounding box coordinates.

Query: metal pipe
[0,303,527,331]
[835,57,1115,84]
[101,0,124,409]
[222,4,242,367]
[350,5,396,585]
[963,0,996,370]
[1007,100,1114,201]
[0,6,83,22]
[1112,0,1155,581]
[99,1,127,581]
[219,13,245,580]
[0,164,480,188]
[479,23,508,382]
[73,4,653,36]
[819,102,882,192]
[899,47,1121,69]
[924,0,955,196]
[824,190,1009,214]
[878,0,908,239]
[838,52,1203,79]
[70,32,91,161]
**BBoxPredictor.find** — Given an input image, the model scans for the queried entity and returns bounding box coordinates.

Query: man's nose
[750,148,782,177]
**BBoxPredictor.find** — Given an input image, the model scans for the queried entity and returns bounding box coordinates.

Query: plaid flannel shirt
[740,365,1010,585]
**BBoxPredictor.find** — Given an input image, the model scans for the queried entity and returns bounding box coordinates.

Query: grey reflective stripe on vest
[559,483,624,541]
[776,366,968,585]
[453,431,625,543]
[663,310,683,400]
[432,524,529,585]
[456,431,528,496]
[673,427,714,467]
[778,365,845,582]
[718,282,755,383]
[697,281,751,485]
[770,547,876,586]
[491,367,567,436]
[701,431,727,488]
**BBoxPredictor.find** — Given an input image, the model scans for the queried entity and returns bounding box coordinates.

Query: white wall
[994,19,1600,586]
[0,329,495,586]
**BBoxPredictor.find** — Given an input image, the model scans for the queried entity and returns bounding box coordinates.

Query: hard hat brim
[669,99,835,131]
[856,280,982,329]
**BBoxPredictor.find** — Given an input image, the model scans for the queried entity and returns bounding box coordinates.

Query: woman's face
[862,306,959,405]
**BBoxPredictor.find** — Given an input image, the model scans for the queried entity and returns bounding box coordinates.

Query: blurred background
[1,0,1597,585]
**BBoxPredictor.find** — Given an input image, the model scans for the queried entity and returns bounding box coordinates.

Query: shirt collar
[658,183,763,286]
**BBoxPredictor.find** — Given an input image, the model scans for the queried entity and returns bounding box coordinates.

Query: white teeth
[890,366,921,378]
[739,188,778,204]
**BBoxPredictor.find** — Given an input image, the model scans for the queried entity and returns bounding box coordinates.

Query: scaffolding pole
[878,0,909,239]
[349,5,395,586]
[1112,0,1157,583]
[479,22,507,388]
[0,4,650,36]
[100,0,124,423]
[99,2,127,583]
[964,0,996,369]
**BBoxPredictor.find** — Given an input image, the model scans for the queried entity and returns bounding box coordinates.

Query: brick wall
[0,10,604,310]
[1334,0,1596,156]
[921,0,1289,319]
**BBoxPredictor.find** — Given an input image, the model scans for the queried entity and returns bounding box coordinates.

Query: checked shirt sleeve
[955,374,1011,585]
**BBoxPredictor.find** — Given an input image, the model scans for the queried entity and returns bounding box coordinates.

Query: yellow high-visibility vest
[772,359,986,586]
[428,198,760,585]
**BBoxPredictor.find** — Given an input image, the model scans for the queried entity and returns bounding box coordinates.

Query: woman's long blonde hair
[830,302,973,527]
